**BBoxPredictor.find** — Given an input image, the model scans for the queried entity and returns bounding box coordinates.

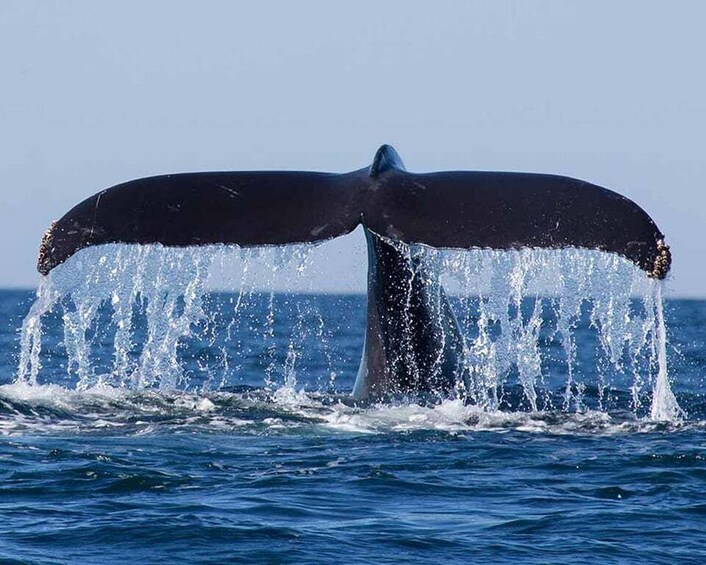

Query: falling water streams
[14,242,682,423]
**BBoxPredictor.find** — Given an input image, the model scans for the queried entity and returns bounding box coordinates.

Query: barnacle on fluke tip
[648,239,671,280]
[37,220,57,277]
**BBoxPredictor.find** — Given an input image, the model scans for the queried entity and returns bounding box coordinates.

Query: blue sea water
[1,281,706,564]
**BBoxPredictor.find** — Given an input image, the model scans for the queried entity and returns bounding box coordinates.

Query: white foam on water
[14,242,683,423]
[0,382,692,438]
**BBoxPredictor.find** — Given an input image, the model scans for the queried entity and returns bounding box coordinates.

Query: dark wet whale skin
[353,226,467,400]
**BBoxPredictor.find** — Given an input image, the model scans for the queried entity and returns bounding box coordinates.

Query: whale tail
[35,144,671,401]
[37,144,670,279]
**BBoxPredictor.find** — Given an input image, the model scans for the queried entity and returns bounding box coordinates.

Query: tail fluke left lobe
[38,170,363,275]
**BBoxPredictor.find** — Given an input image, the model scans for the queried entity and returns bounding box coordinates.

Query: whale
[36,145,671,400]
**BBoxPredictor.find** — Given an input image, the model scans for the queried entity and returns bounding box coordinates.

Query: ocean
[1,245,705,564]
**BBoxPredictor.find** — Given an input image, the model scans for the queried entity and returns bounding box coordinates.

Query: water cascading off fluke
[16,241,682,421]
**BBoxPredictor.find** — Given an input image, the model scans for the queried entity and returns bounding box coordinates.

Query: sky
[1,1,704,295]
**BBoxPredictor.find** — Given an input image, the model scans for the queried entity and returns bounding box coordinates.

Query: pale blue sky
[1,1,704,295]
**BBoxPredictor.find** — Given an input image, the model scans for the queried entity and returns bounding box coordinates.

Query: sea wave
[0,382,701,438]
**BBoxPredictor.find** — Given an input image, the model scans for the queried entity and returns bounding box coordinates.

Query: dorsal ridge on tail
[369,144,406,178]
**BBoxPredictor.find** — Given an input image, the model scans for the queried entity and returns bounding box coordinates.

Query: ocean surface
[1,262,706,563]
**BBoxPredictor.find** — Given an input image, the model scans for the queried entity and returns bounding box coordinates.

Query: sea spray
[651,283,682,420]
[15,242,682,420]
[17,276,59,385]
[437,246,681,419]
[16,243,321,391]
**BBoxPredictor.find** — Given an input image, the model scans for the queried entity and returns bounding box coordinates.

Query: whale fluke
[38,171,362,276]
[363,169,671,279]
[35,144,672,401]
[37,145,671,279]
